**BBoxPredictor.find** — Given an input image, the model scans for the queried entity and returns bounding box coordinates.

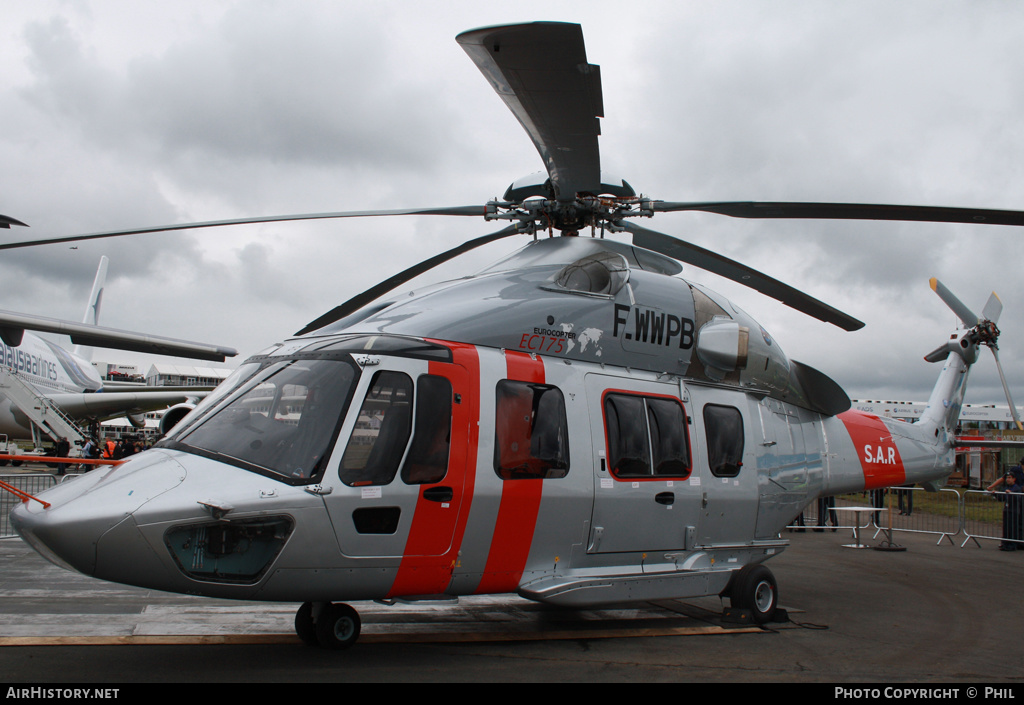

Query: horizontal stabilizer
[924,344,951,363]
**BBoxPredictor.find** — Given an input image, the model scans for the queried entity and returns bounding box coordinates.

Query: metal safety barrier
[789,488,1023,549]
[1,473,57,538]
[961,489,1024,549]
[869,487,963,545]
[1,458,123,539]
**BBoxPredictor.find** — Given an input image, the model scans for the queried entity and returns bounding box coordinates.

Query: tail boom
[822,346,973,496]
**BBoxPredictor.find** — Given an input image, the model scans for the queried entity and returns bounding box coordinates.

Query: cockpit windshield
[163,356,359,483]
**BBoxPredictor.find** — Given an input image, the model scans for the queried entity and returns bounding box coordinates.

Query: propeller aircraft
[7,22,1024,649]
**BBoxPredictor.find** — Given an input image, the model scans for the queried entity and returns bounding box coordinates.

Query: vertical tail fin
[72,256,108,361]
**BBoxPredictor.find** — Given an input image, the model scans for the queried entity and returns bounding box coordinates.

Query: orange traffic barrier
[0,478,50,509]
[0,456,122,510]
[1,454,123,467]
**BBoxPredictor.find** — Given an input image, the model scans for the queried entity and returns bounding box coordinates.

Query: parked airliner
[0,255,236,446]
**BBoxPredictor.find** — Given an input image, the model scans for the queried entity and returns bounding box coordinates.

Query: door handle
[655,491,675,506]
[423,486,454,503]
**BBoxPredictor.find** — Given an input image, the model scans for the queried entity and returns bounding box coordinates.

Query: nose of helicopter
[9,451,187,578]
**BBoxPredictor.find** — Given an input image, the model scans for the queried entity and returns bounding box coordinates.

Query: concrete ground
[0,526,1021,684]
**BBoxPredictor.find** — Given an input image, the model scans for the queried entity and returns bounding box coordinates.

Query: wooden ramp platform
[0,540,779,646]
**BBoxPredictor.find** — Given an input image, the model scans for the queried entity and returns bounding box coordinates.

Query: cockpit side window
[493,380,570,479]
[704,404,744,477]
[173,358,357,483]
[340,371,414,487]
[400,375,453,485]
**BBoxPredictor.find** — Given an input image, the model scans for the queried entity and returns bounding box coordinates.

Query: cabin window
[340,371,414,486]
[704,404,744,477]
[604,393,691,479]
[493,380,570,479]
[400,375,453,485]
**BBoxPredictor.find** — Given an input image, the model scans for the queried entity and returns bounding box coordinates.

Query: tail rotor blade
[990,347,1024,431]
[929,278,980,326]
[982,292,1003,324]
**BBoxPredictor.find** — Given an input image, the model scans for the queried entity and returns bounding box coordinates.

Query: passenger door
[686,386,759,546]
[586,373,701,554]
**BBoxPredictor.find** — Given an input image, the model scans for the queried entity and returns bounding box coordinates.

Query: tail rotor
[926,278,1022,431]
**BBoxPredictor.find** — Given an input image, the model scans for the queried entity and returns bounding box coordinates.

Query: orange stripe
[387,342,479,597]
[475,351,545,595]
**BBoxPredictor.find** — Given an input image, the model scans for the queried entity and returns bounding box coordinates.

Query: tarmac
[0,521,1022,685]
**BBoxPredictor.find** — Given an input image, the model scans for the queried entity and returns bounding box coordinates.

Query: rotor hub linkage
[974,319,999,346]
[973,320,1000,347]
[483,196,656,236]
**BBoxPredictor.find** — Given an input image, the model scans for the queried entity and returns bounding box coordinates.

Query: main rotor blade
[295,224,521,336]
[624,221,865,331]
[929,278,980,326]
[0,214,28,229]
[0,309,237,362]
[457,22,603,202]
[0,206,488,251]
[652,201,1024,226]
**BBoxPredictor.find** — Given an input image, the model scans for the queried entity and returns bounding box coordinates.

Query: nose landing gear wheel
[314,602,362,650]
[294,602,318,647]
[295,602,362,649]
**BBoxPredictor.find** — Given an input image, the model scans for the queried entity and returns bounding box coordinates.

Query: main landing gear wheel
[728,564,778,624]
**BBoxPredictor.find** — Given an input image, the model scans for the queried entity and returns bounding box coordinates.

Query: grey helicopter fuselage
[11,236,965,610]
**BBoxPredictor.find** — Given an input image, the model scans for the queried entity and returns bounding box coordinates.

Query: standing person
[816,495,837,532]
[102,437,116,460]
[54,437,70,476]
[987,466,1024,551]
[80,437,99,472]
[871,487,886,526]
[898,483,915,516]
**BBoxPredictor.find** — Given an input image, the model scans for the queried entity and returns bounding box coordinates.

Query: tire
[294,602,318,647]
[315,602,361,650]
[730,564,778,624]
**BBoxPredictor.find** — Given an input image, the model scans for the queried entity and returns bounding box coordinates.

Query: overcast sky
[2,0,1023,408]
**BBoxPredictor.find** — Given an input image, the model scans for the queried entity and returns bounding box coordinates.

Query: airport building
[97,364,234,444]
[144,364,233,388]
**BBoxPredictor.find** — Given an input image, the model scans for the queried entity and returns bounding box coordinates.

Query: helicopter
[7,21,1024,650]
